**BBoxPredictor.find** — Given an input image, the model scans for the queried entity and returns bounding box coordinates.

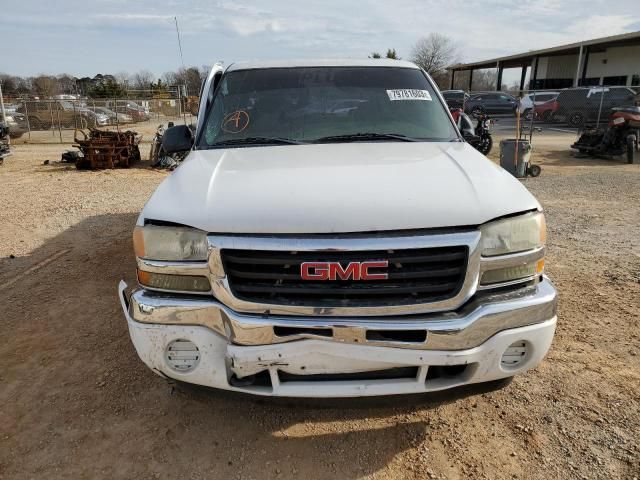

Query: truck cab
[119,59,556,398]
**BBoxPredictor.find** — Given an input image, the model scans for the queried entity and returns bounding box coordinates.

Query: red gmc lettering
[329,262,359,280]
[360,261,389,280]
[300,261,388,281]
[300,262,329,280]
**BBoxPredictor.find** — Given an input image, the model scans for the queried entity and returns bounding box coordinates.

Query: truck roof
[225,58,420,72]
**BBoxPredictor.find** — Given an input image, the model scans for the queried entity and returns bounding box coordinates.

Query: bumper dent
[122,278,556,351]
[118,279,557,397]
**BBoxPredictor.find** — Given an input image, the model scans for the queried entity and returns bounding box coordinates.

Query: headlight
[479,212,546,286]
[133,225,208,261]
[480,212,545,257]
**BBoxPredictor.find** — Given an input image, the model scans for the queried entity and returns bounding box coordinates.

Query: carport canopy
[448,30,640,91]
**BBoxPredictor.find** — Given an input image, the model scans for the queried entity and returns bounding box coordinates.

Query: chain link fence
[5,83,640,153]
[446,85,640,148]
[4,87,198,145]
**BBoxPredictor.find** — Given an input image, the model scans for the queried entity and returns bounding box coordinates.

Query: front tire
[477,135,493,155]
[568,111,585,127]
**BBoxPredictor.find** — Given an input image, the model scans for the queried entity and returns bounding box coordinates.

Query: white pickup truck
[119,59,557,398]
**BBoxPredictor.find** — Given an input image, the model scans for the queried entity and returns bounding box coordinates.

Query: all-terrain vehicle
[571,106,640,163]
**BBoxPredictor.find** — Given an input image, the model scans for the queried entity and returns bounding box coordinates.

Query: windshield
[198,66,457,148]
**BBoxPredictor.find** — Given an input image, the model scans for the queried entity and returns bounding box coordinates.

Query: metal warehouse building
[449,31,640,91]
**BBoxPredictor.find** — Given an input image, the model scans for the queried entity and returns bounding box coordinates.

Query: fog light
[165,339,200,372]
[501,341,528,367]
[137,270,211,292]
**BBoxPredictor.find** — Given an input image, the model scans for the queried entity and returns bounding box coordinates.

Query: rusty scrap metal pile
[73,129,141,170]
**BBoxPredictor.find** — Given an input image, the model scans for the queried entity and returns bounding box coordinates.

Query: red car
[534,99,559,122]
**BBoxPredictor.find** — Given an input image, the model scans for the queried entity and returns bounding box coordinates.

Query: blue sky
[1,0,639,79]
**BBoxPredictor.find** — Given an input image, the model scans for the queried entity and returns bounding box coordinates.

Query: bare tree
[162,70,179,86]
[57,74,77,94]
[32,75,60,98]
[132,70,154,91]
[114,71,132,90]
[411,33,459,87]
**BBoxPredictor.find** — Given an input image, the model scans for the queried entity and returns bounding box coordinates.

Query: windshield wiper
[312,133,419,143]
[208,136,306,147]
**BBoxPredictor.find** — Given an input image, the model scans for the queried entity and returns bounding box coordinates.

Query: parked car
[533,98,560,122]
[2,112,29,138]
[107,101,150,122]
[518,91,559,118]
[465,92,518,115]
[89,106,133,125]
[441,90,469,109]
[78,108,110,127]
[119,59,556,398]
[16,100,99,130]
[553,87,637,127]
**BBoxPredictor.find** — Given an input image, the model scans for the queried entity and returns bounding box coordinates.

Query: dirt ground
[0,138,638,480]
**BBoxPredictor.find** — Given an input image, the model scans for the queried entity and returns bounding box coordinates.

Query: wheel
[567,111,585,127]
[9,132,24,139]
[528,164,542,177]
[627,135,636,164]
[477,135,493,155]
[28,117,42,130]
[522,108,532,120]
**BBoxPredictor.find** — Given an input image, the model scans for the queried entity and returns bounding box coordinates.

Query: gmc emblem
[300,261,389,281]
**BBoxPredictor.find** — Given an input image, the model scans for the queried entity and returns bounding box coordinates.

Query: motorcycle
[571,106,640,163]
[450,108,494,155]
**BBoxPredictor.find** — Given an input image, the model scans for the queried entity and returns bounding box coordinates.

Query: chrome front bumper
[121,277,556,352]
[119,278,557,397]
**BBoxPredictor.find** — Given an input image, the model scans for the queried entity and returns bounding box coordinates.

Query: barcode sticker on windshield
[386,89,432,101]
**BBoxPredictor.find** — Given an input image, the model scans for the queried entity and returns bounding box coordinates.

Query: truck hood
[141,142,540,233]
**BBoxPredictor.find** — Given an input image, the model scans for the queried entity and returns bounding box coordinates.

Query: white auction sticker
[386,89,432,101]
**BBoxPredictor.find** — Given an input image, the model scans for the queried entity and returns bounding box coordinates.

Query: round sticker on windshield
[222,110,250,133]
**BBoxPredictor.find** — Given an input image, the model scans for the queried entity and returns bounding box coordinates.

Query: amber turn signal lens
[536,259,545,274]
[539,215,547,244]
[137,269,211,292]
[133,226,145,258]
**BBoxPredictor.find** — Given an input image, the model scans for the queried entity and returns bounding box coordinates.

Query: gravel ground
[0,140,638,480]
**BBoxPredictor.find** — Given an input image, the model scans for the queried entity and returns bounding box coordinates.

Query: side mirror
[162,125,193,154]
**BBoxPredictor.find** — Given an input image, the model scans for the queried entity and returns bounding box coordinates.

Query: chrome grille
[221,246,468,308]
